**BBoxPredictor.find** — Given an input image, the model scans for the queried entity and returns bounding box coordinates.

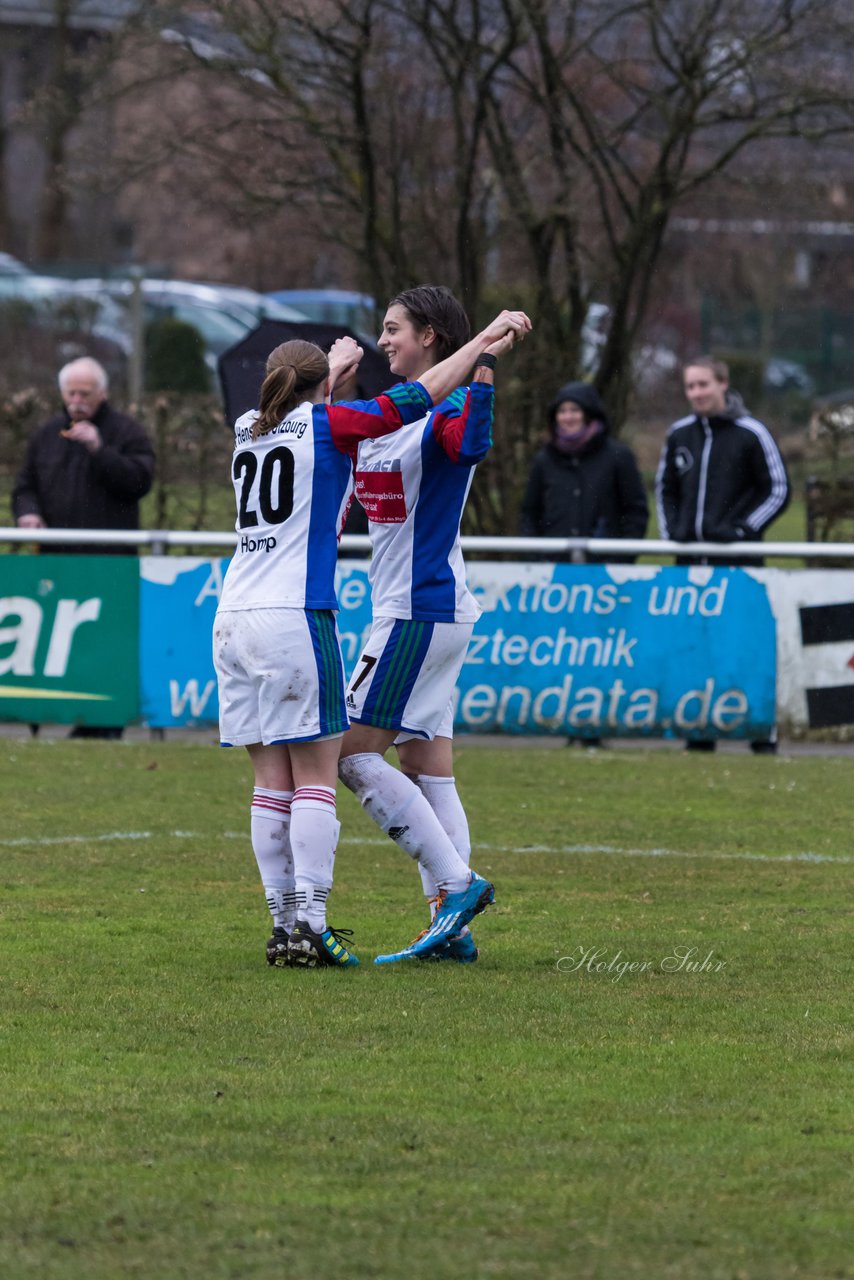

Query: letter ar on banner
[456,563,776,742]
[0,554,138,727]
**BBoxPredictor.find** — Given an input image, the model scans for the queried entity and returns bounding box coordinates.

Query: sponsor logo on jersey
[360,458,402,472]
[354,470,407,523]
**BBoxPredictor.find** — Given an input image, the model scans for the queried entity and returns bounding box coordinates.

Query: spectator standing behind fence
[655,356,789,557]
[11,356,155,555]
[11,356,155,740]
[655,355,790,755]
[520,381,648,562]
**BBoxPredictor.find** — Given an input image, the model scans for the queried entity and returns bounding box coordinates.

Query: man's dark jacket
[520,381,648,556]
[12,400,155,554]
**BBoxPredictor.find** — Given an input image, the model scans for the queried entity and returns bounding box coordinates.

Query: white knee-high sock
[290,785,339,931]
[413,774,471,903]
[250,788,295,931]
[338,753,469,892]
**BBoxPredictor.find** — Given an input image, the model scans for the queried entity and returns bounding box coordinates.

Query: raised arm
[417,309,531,403]
[326,336,364,401]
[427,324,522,464]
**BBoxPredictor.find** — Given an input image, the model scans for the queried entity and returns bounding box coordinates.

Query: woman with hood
[520,380,648,561]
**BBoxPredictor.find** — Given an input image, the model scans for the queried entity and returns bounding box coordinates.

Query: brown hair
[684,354,729,383]
[254,340,329,437]
[387,286,471,363]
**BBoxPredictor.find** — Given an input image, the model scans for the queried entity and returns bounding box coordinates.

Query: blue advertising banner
[451,563,775,739]
[139,558,777,740]
[139,557,224,727]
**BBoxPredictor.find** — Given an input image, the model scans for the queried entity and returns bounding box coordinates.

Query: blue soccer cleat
[288,920,360,968]
[445,929,479,963]
[374,873,494,965]
[419,898,479,963]
[388,928,479,964]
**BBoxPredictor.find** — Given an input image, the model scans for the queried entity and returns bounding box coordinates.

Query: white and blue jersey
[217,381,431,613]
[352,381,495,623]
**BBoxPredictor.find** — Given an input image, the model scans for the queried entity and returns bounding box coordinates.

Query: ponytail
[254,340,329,437]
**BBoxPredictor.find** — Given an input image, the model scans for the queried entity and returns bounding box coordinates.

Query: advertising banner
[763,570,854,731]
[140,557,778,741]
[453,562,775,739]
[139,557,224,727]
[0,555,139,726]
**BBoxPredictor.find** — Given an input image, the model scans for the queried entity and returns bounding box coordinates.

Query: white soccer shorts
[214,607,348,746]
[345,616,472,740]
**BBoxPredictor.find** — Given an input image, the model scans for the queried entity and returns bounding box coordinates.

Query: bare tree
[121,0,854,529]
[439,0,854,426]
[0,1,157,263]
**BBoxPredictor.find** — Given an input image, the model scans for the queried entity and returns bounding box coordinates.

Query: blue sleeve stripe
[385,381,432,415]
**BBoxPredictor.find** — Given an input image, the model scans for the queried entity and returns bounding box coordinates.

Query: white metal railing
[1,527,854,559]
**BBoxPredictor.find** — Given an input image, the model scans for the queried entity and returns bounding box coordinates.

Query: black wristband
[475,353,497,370]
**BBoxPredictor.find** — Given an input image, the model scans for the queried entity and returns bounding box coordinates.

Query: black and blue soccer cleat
[265,927,290,968]
[288,920,360,968]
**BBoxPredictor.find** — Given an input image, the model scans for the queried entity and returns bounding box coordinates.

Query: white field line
[0,831,153,847]
[341,837,853,865]
[1,830,850,865]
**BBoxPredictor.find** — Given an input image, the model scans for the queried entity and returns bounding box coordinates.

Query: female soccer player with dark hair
[338,286,531,964]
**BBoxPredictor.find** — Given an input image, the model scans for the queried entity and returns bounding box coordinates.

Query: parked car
[79,276,307,339]
[70,278,311,378]
[0,271,133,359]
[0,251,28,276]
[764,356,815,397]
[194,282,311,326]
[265,289,378,341]
[0,271,131,389]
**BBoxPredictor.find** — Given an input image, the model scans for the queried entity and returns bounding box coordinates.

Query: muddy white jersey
[217,382,431,612]
[353,381,494,622]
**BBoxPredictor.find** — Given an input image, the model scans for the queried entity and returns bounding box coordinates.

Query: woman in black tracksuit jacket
[655,364,790,557]
[520,380,648,562]
[655,357,790,753]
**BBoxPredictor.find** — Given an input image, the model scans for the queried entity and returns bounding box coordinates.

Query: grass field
[1,739,851,1280]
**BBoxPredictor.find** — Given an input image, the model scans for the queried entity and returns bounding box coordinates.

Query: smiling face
[683,364,728,417]
[378,304,437,381]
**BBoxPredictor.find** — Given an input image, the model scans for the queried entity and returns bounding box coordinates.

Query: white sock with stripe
[290,785,339,932]
[250,788,295,931]
[339,753,469,892]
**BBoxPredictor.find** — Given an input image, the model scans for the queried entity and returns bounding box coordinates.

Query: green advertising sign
[0,555,139,726]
